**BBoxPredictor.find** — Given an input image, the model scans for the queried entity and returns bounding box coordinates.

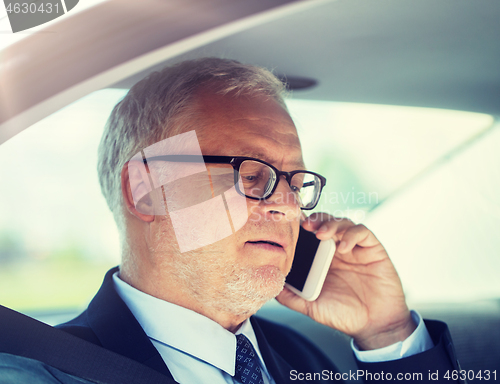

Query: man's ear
[121,161,156,222]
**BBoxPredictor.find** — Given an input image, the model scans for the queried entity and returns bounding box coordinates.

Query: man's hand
[276,213,417,350]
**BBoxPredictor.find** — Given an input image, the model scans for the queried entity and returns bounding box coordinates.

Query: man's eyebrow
[242,151,273,162]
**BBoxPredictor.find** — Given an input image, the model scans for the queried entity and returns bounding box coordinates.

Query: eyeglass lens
[239,160,320,208]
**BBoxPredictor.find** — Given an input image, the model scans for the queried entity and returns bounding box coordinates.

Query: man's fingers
[337,224,380,253]
[275,287,309,315]
[302,216,386,264]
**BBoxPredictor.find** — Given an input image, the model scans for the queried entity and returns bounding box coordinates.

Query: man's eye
[243,175,258,181]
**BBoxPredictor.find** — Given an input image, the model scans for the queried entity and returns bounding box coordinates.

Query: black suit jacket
[57,268,461,383]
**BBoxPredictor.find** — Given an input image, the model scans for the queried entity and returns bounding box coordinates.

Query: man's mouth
[247,240,283,248]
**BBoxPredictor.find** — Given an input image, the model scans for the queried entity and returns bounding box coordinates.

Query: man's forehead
[175,90,305,168]
[196,130,305,169]
[195,130,306,169]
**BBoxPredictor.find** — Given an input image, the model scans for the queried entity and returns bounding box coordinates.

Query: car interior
[1,0,499,379]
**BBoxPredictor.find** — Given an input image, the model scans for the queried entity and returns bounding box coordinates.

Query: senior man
[58,58,459,383]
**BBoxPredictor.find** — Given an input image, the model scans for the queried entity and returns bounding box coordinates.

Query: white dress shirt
[352,310,434,362]
[113,273,433,384]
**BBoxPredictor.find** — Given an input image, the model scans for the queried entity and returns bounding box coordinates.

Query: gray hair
[97,57,287,231]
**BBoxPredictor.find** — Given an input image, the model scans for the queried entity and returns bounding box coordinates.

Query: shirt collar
[112,272,266,377]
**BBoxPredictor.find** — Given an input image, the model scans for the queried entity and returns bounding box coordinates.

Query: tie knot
[234,334,264,384]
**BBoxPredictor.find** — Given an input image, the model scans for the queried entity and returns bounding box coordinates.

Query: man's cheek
[165,184,249,253]
[244,201,263,224]
[285,247,296,276]
[223,184,249,233]
[168,196,234,253]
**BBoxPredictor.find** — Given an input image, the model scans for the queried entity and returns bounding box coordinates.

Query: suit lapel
[251,317,294,384]
[86,267,176,381]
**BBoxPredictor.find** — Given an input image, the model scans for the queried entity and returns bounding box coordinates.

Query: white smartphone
[285,227,336,301]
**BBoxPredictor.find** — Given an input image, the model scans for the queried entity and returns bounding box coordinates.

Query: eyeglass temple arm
[143,155,206,164]
[142,155,234,164]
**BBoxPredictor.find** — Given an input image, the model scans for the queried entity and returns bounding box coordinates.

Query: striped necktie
[234,334,265,384]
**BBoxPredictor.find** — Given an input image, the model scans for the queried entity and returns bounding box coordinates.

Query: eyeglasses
[143,155,327,210]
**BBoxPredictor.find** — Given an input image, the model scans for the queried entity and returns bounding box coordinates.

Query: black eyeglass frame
[143,155,327,210]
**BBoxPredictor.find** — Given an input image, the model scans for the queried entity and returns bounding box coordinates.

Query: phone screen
[285,227,321,291]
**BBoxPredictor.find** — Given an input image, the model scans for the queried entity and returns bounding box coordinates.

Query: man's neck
[118,264,251,332]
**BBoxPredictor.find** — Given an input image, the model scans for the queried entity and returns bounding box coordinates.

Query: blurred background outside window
[0,89,498,316]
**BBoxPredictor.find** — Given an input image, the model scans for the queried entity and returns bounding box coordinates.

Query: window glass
[0,91,496,316]
[0,89,126,313]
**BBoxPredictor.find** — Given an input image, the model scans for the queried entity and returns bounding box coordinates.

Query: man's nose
[260,177,301,219]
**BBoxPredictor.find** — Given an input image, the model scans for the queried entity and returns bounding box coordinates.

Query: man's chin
[219,265,286,317]
[250,265,286,297]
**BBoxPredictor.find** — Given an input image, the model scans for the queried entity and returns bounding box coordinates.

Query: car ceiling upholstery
[114,0,500,115]
[2,0,500,145]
